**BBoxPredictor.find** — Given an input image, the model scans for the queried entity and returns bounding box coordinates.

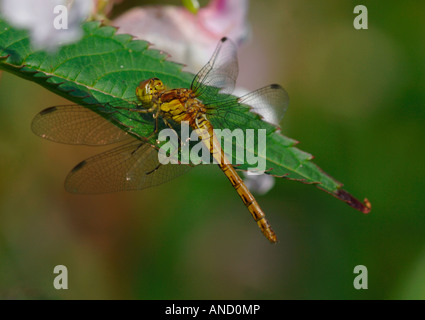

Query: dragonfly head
[136,78,165,105]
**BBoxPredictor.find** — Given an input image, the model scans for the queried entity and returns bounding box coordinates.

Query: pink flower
[113,0,249,72]
[0,0,93,51]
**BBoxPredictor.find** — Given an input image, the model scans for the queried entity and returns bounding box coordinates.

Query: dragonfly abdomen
[193,117,277,243]
[218,162,278,243]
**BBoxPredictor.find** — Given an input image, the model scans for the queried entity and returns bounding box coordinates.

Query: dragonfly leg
[128,109,162,144]
[145,126,184,176]
[139,109,163,146]
[162,118,185,147]
[153,109,161,134]
[113,106,156,114]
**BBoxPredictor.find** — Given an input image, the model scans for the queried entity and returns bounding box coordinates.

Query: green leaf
[0,18,371,213]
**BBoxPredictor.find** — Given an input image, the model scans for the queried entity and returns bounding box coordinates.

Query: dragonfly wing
[65,140,192,194]
[207,84,289,129]
[191,37,239,100]
[205,85,288,167]
[32,105,132,145]
[238,84,289,126]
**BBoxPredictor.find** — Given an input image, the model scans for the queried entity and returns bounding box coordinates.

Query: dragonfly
[31,37,289,243]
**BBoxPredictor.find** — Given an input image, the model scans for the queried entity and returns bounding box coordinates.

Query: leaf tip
[363,198,372,213]
[335,189,371,214]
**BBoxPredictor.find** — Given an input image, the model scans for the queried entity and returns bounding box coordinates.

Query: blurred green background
[0,0,424,299]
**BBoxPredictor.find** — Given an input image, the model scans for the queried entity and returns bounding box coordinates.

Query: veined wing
[204,84,289,168]
[238,84,289,126]
[206,84,289,130]
[32,105,134,145]
[191,37,239,101]
[65,140,192,194]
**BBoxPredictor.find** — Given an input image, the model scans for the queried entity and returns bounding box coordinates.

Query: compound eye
[147,82,156,93]
[138,79,151,92]
[136,78,156,104]
[153,79,165,91]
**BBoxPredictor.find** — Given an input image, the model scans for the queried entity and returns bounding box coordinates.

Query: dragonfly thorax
[156,88,205,125]
[136,78,207,126]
